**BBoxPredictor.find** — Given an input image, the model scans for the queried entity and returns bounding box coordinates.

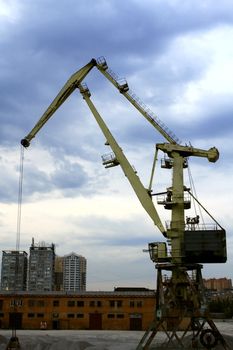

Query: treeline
[208,298,233,318]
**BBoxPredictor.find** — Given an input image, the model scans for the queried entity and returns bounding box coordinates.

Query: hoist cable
[187,160,205,225]
[188,190,224,230]
[16,145,25,252]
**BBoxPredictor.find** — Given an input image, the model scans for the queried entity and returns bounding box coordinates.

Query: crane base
[136,263,229,349]
[6,336,21,349]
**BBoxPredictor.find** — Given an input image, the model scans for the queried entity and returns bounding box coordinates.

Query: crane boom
[96,57,180,145]
[79,84,167,236]
[21,59,97,148]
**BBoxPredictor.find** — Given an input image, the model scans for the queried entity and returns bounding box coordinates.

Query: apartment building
[63,253,86,291]
[28,239,55,291]
[1,251,28,291]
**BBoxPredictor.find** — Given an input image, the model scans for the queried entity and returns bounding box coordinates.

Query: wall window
[0,313,4,317]
[67,313,75,318]
[10,299,22,307]
[37,313,44,318]
[67,300,75,307]
[107,314,115,318]
[109,300,122,308]
[37,300,45,307]
[109,300,115,308]
[77,313,84,318]
[130,301,135,307]
[53,300,59,307]
[130,300,143,308]
[77,301,84,307]
[116,300,122,308]
[0,300,3,310]
[28,313,35,318]
[28,300,36,307]
[117,314,124,318]
[89,301,95,307]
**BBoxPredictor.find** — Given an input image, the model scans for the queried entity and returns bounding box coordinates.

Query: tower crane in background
[21,57,228,349]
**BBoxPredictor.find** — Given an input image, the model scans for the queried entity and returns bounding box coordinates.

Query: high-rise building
[63,253,86,291]
[28,239,55,291]
[54,256,64,291]
[1,250,28,291]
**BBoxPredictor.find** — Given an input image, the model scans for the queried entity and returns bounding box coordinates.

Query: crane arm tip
[21,138,30,148]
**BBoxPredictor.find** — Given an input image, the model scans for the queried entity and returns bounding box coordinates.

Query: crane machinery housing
[21,57,228,349]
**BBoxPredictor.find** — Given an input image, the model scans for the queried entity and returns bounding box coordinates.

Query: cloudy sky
[1,0,233,290]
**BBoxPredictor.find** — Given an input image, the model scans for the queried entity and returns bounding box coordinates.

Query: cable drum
[200,329,218,349]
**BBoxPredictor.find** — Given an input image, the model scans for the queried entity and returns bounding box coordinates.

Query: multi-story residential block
[28,239,55,291]
[63,253,86,291]
[203,278,232,291]
[1,250,28,291]
[54,256,64,291]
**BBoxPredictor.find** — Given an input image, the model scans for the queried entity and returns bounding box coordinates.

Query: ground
[0,321,233,349]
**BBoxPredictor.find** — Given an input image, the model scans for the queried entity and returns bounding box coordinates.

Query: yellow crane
[21,57,228,349]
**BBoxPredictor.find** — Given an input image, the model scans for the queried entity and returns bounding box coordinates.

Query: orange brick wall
[0,291,156,331]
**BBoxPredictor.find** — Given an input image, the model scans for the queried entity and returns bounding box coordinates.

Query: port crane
[21,57,228,349]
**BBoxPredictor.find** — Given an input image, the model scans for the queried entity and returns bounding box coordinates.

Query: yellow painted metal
[156,143,219,262]
[21,59,96,147]
[79,85,166,236]
[97,64,178,144]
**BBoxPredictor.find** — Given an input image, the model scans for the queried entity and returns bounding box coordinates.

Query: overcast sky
[1,0,233,290]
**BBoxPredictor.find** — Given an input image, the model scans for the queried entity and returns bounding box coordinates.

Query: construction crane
[21,57,228,349]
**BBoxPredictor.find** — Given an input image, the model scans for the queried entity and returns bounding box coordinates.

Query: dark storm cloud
[1,0,233,143]
[22,157,89,200]
[1,0,233,202]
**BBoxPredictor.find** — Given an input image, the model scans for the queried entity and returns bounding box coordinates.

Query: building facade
[63,253,86,291]
[54,256,64,291]
[203,278,232,291]
[1,251,28,291]
[28,240,55,291]
[0,289,155,330]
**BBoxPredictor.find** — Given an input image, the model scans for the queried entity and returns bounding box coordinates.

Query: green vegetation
[209,298,233,318]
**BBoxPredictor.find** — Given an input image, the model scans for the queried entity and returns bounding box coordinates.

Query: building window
[53,313,59,318]
[77,301,84,307]
[67,313,75,318]
[0,313,4,317]
[107,314,115,318]
[0,300,3,310]
[109,300,115,308]
[130,300,142,308]
[89,301,95,307]
[97,301,102,307]
[28,300,36,307]
[53,300,59,307]
[10,299,22,307]
[28,313,35,318]
[37,300,45,307]
[67,300,75,307]
[130,301,135,307]
[77,313,84,318]
[116,300,122,308]
[37,313,44,318]
[117,314,124,318]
